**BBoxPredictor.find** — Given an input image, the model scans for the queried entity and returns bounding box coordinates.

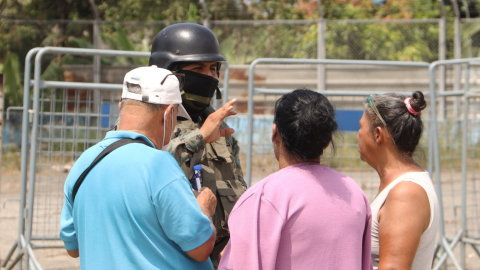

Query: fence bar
[30,243,65,249]
[33,46,150,58]
[42,81,122,91]
[5,249,25,270]
[429,61,449,266]
[10,47,42,270]
[1,239,18,267]
[20,235,43,270]
[460,64,469,269]
[223,61,230,105]
[213,18,441,24]
[438,8,446,120]
[463,238,480,245]
[253,89,424,97]
[2,18,441,25]
[433,230,464,270]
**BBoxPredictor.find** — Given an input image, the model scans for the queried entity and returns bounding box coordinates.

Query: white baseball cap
[122,65,191,120]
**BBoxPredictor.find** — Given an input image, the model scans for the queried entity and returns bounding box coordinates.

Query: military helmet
[149,23,226,70]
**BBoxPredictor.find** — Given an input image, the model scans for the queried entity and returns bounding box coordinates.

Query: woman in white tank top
[357,91,439,270]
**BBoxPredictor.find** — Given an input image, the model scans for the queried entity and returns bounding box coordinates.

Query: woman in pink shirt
[219,89,372,270]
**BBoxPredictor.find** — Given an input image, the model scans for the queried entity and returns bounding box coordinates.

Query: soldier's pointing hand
[200,99,237,143]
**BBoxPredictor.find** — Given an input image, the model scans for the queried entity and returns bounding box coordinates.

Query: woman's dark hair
[274,89,338,161]
[365,91,427,156]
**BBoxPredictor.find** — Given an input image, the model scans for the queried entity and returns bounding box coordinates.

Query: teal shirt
[60,131,214,270]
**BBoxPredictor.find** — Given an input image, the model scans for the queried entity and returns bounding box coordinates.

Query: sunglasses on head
[366,95,387,128]
[366,95,396,145]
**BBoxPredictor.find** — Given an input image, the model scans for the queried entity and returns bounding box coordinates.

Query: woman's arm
[377,181,431,270]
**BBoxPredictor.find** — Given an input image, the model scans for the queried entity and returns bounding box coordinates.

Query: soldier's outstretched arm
[200,98,237,143]
[167,99,238,164]
[231,134,246,185]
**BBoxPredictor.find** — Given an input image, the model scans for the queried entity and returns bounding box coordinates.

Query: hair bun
[410,91,427,112]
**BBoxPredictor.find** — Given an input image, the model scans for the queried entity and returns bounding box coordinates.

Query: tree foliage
[0,0,478,107]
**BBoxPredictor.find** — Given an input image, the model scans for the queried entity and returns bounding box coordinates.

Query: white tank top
[370,172,440,270]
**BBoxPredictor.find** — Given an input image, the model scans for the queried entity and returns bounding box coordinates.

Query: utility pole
[452,0,462,118]
[89,0,101,114]
[316,0,326,91]
[438,0,446,120]
[199,0,211,29]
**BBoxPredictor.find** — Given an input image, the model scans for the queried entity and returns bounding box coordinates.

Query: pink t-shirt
[219,163,372,270]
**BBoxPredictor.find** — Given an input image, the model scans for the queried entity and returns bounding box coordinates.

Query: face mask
[162,109,173,150]
[178,69,220,111]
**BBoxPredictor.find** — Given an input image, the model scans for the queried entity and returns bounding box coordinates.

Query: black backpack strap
[71,137,152,204]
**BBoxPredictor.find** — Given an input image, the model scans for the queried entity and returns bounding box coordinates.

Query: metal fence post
[316,0,326,92]
[429,61,462,270]
[453,0,462,120]
[461,64,470,270]
[317,19,326,91]
[2,47,42,270]
[90,0,101,114]
[438,1,446,120]
[429,57,480,270]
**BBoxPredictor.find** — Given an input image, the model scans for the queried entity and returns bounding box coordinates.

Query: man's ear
[163,104,175,124]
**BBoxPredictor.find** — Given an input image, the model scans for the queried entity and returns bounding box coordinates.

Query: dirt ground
[0,170,80,269]
[1,167,479,269]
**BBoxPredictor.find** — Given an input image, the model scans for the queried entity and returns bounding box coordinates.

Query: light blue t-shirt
[60,131,214,270]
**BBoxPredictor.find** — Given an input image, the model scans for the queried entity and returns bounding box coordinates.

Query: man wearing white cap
[59,66,220,269]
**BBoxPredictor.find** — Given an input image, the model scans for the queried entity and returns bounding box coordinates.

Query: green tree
[0,0,473,106]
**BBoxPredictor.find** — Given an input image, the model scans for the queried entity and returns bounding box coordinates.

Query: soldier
[149,23,247,266]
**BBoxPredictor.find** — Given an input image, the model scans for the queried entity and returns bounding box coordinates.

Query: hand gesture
[200,99,237,143]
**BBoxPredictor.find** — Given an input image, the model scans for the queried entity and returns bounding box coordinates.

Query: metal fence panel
[31,87,119,242]
[429,59,480,270]
[4,47,480,269]
[245,59,432,193]
[1,46,236,269]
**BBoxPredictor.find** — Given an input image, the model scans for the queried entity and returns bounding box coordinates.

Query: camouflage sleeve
[230,133,246,186]
[218,121,245,185]
[167,128,205,165]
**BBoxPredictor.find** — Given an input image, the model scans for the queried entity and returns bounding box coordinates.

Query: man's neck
[118,107,163,149]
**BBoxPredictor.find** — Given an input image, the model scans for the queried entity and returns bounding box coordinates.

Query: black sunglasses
[161,73,185,90]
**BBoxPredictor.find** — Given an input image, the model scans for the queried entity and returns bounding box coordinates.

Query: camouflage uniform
[169,119,246,266]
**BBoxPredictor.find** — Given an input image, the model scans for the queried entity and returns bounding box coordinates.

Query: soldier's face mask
[178,69,221,111]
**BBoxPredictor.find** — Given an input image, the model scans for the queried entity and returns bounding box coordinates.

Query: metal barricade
[429,58,480,270]
[245,58,479,269]
[5,49,480,269]
[245,59,432,195]
[1,46,229,269]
